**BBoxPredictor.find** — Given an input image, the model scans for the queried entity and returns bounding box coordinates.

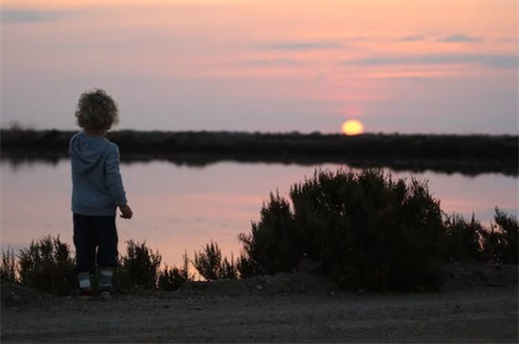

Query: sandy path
[2,283,517,343]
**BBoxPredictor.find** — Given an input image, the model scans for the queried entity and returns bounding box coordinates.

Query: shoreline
[1,129,518,176]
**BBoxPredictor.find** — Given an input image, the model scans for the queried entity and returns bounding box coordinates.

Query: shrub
[444,214,485,262]
[193,241,238,280]
[220,253,238,280]
[239,169,447,291]
[17,235,76,296]
[115,240,162,290]
[494,207,518,264]
[481,208,518,264]
[238,193,297,275]
[1,247,17,282]
[158,253,193,291]
[236,252,261,279]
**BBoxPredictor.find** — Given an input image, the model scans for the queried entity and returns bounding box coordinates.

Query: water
[1,160,517,268]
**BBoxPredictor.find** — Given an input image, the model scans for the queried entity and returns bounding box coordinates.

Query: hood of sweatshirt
[69,131,110,174]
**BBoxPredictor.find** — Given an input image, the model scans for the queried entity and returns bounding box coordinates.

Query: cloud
[397,34,483,43]
[1,9,60,24]
[498,37,518,43]
[439,34,482,43]
[344,53,517,69]
[400,35,426,42]
[263,41,344,51]
[240,58,302,66]
[0,9,72,24]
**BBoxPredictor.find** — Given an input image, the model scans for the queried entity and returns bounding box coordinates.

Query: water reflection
[3,153,517,177]
[1,159,517,268]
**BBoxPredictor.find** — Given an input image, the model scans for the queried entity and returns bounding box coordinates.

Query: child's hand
[119,204,133,219]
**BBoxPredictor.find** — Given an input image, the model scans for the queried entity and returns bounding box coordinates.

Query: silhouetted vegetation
[444,215,486,263]
[1,169,517,295]
[15,236,76,296]
[235,169,518,291]
[1,239,196,295]
[193,241,238,281]
[0,248,17,282]
[158,253,193,291]
[481,208,519,265]
[115,240,162,291]
[1,129,517,175]
[238,169,448,291]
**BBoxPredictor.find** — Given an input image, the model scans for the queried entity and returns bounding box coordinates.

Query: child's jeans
[73,213,118,274]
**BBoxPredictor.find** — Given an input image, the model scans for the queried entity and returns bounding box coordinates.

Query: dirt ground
[1,264,518,343]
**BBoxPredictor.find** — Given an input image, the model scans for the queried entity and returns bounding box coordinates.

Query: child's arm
[105,144,131,218]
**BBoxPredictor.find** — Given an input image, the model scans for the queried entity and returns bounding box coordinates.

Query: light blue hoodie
[69,131,128,216]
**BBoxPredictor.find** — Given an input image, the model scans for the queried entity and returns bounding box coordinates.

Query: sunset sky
[1,0,517,134]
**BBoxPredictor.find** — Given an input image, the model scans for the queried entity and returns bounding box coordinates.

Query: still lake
[1,159,517,268]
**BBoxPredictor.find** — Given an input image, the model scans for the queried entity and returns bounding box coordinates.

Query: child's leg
[93,216,118,292]
[73,214,97,293]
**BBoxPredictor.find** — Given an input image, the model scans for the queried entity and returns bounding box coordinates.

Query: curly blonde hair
[75,89,119,131]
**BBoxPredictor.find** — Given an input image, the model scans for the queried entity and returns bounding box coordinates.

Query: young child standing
[69,88,133,299]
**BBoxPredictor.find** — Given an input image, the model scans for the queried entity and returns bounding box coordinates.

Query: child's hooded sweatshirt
[69,131,127,216]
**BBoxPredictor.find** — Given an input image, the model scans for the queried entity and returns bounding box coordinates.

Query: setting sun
[341,119,364,136]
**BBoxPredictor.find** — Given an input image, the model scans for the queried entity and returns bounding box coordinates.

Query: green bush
[193,241,238,280]
[239,169,447,291]
[158,253,193,291]
[115,240,162,290]
[17,235,76,296]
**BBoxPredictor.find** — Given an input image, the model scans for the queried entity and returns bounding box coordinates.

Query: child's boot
[78,271,92,299]
[98,268,114,299]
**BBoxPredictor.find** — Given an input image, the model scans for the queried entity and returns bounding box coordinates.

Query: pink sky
[1,0,517,133]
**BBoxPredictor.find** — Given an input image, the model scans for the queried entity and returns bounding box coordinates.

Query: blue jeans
[73,213,118,273]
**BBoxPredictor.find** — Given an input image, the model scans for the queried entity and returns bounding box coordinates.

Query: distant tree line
[1,129,517,175]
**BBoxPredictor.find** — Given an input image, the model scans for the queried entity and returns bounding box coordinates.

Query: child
[69,88,133,299]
